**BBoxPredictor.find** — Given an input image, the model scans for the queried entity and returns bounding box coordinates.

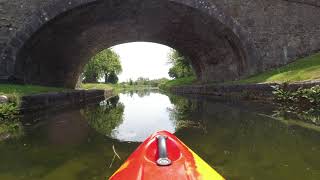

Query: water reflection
[47,110,90,145]
[170,95,320,180]
[0,90,319,180]
[110,92,175,142]
[82,96,124,137]
[0,121,24,141]
[69,90,178,142]
[122,88,156,98]
[273,107,320,126]
[167,95,207,131]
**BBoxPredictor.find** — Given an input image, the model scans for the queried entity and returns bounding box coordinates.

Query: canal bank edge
[169,80,320,101]
[0,89,113,141]
[20,89,113,113]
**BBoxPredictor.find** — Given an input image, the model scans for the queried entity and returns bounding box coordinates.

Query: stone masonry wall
[210,0,320,71]
[20,89,111,113]
[170,80,320,100]
[0,0,319,82]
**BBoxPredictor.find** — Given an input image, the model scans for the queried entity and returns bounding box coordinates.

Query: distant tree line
[123,77,168,87]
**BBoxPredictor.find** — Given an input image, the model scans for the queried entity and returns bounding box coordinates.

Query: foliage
[81,78,169,92]
[0,92,20,122]
[80,83,114,90]
[106,71,119,84]
[168,50,195,79]
[83,49,122,83]
[272,85,320,125]
[128,79,133,86]
[81,82,160,95]
[0,103,19,122]
[233,52,320,84]
[81,96,124,136]
[124,77,168,87]
[0,93,23,139]
[0,120,24,139]
[159,76,196,91]
[272,85,320,106]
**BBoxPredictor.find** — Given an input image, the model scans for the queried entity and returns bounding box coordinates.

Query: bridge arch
[6,0,260,88]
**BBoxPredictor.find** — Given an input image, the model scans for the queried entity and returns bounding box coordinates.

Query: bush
[0,100,22,139]
[272,85,320,106]
[0,103,19,122]
[272,85,320,125]
[0,93,20,123]
[272,85,320,109]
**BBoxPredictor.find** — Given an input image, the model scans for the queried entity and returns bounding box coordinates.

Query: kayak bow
[110,131,225,180]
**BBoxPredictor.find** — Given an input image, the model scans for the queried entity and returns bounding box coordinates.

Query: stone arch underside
[14,0,256,88]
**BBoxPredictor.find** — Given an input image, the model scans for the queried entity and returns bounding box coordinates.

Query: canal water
[0,90,319,180]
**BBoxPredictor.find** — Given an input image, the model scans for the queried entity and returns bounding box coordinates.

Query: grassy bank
[234,52,320,84]
[159,76,196,91]
[0,84,69,138]
[0,84,68,97]
[81,83,159,94]
[80,83,114,91]
[161,53,320,90]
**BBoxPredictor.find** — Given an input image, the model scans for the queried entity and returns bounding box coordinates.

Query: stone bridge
[0,0,319,88]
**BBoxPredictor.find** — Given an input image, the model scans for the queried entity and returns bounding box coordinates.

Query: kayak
[109,131,225,180]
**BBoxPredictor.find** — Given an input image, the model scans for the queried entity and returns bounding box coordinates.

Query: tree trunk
[105,73,109,83]
[84,75,98,83]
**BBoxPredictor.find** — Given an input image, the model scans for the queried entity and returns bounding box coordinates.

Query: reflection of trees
[82,96,124,136]
[0,121,24,141]
[273,107,320,126]
[136,89,151,97]
[122,89,158,98]
[167,95,206,131]
[0,101,24,140]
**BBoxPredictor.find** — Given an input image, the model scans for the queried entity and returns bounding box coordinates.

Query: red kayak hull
[110,131,225,180]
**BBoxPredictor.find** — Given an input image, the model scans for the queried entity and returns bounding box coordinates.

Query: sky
[111,42,173,82]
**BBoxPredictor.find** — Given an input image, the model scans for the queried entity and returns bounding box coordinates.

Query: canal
[0,90,319,180]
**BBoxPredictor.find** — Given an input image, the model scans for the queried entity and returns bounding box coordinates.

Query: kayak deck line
[109,131,225,180]
[156,135,172,166]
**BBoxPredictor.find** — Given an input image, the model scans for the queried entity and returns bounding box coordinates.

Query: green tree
[106,71,119,84]
[129,79,133,86]
[168,50,194,79]
[83,49,122,83]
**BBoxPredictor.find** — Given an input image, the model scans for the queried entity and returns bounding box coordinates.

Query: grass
[0,84,68,97]
[80,83,114,91]
[0,84,69,127]
[159,76,196,90]
[161,53,320,89]
[234,53,320,84]
[80,83,159,94]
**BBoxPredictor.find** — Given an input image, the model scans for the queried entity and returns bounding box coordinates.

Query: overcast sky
[111,42,173,82]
